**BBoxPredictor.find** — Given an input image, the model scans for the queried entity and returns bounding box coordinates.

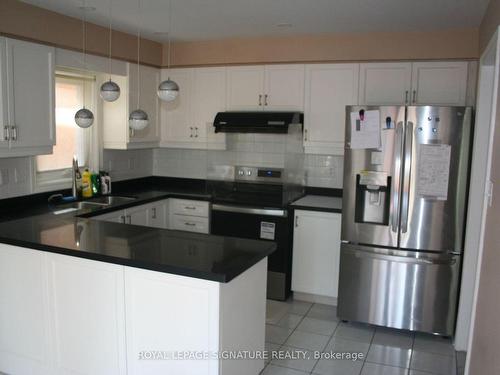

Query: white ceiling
[22,0,490,43]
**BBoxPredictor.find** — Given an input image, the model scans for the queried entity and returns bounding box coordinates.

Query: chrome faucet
[72,156,81,200]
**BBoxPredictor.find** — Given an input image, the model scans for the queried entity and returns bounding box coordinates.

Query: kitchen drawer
[171,215,209,234]
[170,199,209,218]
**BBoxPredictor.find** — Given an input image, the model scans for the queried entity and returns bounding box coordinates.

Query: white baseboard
[293,292,337,306]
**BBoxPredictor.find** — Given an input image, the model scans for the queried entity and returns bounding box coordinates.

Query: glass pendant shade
[157,79,179,102]
[100,80,121,102]
[74,108,94,128]
[129,109,149,130]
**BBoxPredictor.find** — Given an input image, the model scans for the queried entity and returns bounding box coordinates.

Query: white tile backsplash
[103,149,153,182]
[0,157,32,199]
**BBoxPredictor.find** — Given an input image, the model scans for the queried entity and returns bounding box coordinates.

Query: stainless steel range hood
[213,111,303,133]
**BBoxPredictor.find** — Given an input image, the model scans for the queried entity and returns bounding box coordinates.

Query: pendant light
[74,1,94,128]
[157,0,179,102]
[100,0,120,102]
[129,0,149,131]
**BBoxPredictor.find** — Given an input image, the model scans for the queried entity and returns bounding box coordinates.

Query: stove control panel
[235,166,283,183]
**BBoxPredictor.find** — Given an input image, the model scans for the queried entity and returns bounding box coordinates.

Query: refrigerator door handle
[401,121,413,233]
[391,122,404,232]
[352,248,457,266]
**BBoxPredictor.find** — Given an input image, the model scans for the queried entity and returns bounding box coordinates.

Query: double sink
[53,195,137,214]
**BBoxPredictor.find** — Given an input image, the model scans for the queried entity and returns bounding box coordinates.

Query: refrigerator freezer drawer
[337,244,460,336]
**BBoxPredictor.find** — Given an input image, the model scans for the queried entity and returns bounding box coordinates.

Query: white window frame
[34,70,99,193]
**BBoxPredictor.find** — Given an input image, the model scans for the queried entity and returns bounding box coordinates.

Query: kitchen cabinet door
[0,245,52,374]
[148,200,168,229]
[94,210,126,223]
[46,253,127,375]
[192,67,226,147]
[0,39,8,152]
[128,64,160,145]
[292,210,341,299]
[161,69,195,144]
[226,66,264,111]
[410,61,468,106]
[5,38,55,152]
[125,205,150,227]
[359,62,412,105]
[264,64,305,111]
[304,64,359,155]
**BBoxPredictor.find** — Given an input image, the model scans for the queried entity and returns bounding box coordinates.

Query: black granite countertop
[290,195,343,213]
[0,179,275,283]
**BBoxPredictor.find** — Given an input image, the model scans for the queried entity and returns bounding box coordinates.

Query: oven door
[211,204,291,300]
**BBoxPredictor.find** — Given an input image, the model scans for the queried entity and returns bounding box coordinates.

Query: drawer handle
[184,206,196,210]
[184,222,196,226]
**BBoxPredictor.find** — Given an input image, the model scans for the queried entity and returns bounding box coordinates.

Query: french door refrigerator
[338,105,472,336]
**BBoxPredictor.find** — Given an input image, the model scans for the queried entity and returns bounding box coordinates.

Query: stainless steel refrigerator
[338,105,472,336]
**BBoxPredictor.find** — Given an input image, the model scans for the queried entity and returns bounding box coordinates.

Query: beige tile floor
[262,299,464,375]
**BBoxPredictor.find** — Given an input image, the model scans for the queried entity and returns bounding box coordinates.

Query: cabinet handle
[152,207,157,219]
[412,90,417,104]
[184,222,196,227]
[190,127,193,137]
[195,127,198,138]
[10,126,17,141]
[3,126,9,141]
[295,216,299,227]
[264,94,268,106]
[405,90,409,104]
[120,215,126,224]
[258,94,262,106]
[304,129,308,141]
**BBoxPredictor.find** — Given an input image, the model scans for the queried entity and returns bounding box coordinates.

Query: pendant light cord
[108,0,113,80]
[137,0,141,109]
[167,0,172,72]
[82,0,87,109]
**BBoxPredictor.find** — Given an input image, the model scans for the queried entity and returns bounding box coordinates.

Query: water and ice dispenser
[354,171,391,225]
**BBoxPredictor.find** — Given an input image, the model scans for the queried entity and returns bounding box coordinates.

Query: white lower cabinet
[170,198,210,234]
[0,244,267,375]
[0,246,52,374]
[47,253,127,375]
[292,210,341,299]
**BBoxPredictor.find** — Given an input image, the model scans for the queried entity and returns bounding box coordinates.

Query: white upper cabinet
[226,65,304,111]
[226,66,264,111]
[264,64,305,111]
[304,63,359,155]
[0,37,55,157]
[102,63,160,150]
[359,61,469,106]
[128,64,160,145]
[192,67,226,147]
[161,67,226,149]
[292,210,342,299]
[410,61,468,106]
[359,62,412,105]
[161,68,193,144]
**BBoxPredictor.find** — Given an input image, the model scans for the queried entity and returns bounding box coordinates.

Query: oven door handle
[211,204,287,217]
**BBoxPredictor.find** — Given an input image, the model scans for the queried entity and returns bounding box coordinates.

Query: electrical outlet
[487,180,494,207]
[0,169,9,185]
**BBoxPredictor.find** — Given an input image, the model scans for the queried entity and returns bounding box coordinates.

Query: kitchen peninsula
[0,191,274,375]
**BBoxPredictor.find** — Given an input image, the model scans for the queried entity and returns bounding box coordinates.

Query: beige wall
[166,28,479,67]
[0,0,162,67]
[468,1,500,374]
[480,0,500,52]
[468,78,500,375]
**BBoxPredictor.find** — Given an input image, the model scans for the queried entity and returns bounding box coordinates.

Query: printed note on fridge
[350,110,381,149]
[416,144,452,200]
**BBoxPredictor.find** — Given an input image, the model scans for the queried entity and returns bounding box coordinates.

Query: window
[36,73,94,188]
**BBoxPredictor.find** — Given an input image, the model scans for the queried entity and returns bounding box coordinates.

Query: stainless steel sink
[87,195,137,205]
[52,195,138,215]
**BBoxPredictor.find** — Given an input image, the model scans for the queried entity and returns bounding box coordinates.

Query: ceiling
[21,0,490,43]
